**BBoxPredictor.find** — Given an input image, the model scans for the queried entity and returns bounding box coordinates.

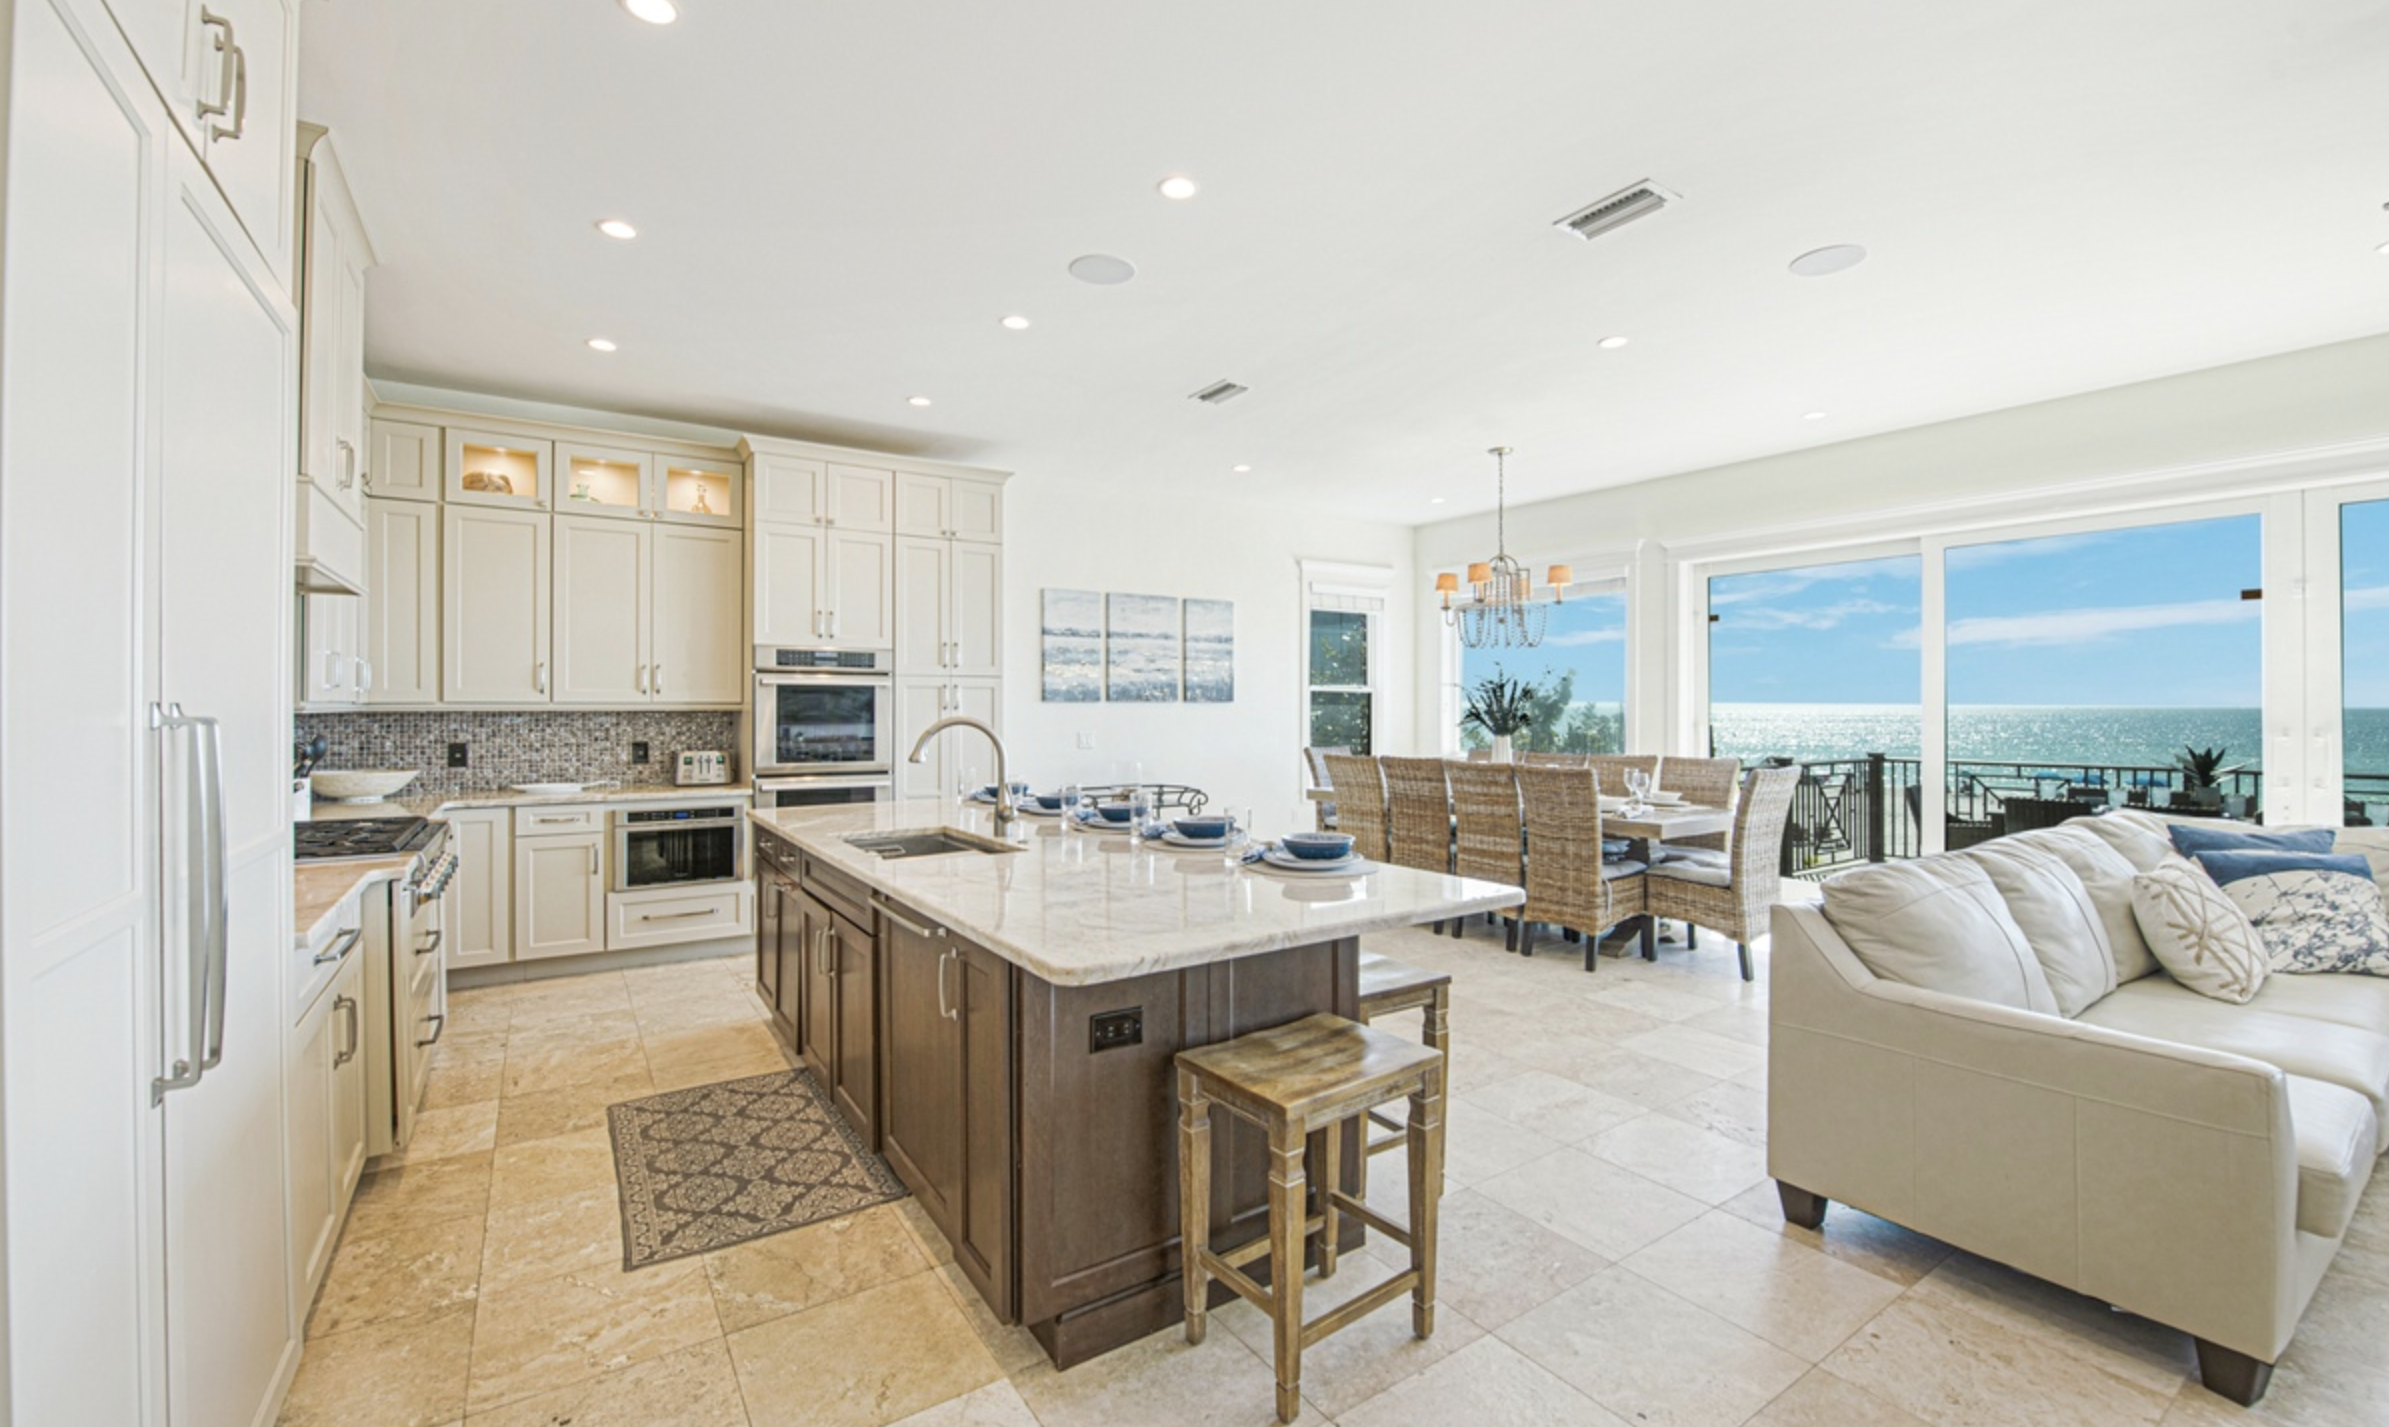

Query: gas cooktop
[294,816,436,861]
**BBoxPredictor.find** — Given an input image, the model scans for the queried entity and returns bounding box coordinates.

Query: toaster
[675,750,731,786]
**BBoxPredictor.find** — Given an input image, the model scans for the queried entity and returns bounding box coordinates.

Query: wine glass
[1624,768,1650,813]
[1060,782,1082,830]
[1128,784,1154,832]
[1224,806,1257,868]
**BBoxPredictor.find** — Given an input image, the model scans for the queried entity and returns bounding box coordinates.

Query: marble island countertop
[749,799,1524,987]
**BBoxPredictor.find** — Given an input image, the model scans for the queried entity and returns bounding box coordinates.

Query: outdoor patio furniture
[1645,764,1801,981]
[1516,763,1651,969]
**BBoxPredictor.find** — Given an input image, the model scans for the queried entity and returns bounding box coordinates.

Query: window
[1302,562,1389,756]
[1455,590,1626,753]
[2344,499,2389,827]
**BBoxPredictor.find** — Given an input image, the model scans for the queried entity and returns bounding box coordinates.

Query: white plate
[1647,791,1686,806]
[1019,803,1068,817]
[1260,847,1363,872]
[1157,830,1229,849]
[1072,814,1138,834]
[1252,853,1374,878]
[1598,795,1630,811]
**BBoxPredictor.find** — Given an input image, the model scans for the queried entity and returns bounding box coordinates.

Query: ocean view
[1707,703,2389,777]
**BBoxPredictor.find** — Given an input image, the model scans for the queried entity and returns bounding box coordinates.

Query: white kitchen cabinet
[330,949,368,1203]
[363,497,440,704]
[754,521,824,645]
[827,528,893,649]
[895,535,1001,678]
[894,677,999,800]
[446,427,553,509]
[826,463,894,531]
[286,941,363,1311]
[753,520,892,651]
[443,809,513,968]
[752,452,825,524]
[443,504,552,703]
[1,7,297,1423]
[294,124,372,532]
[895,470,1004,543]
[298,590,362,708]
[656,454,740,527]
[557,440,655,522]
[652,523,745,703]
[369,417,441,501]
[608,884,754,950]
[516,828,608,960]
[553,513,650,704]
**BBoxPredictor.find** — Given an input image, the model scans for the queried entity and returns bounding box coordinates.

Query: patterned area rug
[607,1069,906,1269]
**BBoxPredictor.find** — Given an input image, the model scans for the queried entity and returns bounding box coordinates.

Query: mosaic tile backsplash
[295,710,741,797]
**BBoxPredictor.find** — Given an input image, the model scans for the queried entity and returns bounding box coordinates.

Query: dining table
[1602,801,1734,952]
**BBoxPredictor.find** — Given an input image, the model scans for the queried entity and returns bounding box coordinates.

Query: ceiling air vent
[1189,380,1249,405]
[1553,181,1677,242]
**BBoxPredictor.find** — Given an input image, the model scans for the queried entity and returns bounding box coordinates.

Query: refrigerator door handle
[150,704,227,1101]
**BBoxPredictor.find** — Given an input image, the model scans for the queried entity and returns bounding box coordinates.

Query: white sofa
[1768,811,2389,1405]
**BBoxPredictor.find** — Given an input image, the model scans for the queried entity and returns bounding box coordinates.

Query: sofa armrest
[1768,903,2303,1362]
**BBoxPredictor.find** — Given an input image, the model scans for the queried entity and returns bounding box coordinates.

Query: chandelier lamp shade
[1437,446,1572,649]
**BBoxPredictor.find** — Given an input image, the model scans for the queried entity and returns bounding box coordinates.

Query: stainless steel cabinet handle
[213,30,248,142]
[535,660,549,695]
[936,946,952,1021]
[873,898,945,939]
[334,995,360,1066]
[336,437,357,491]
[636,664,647,694]
[652,663,663,696]
[415,1013,446,1049]
[588,844,598,875]
[415,928,444,958]
[815,926,833,980]
[356,655,373,702]
[195,9,234,123]
[639,908,715,921]
[313,925,363,966]
[534,814,577,824]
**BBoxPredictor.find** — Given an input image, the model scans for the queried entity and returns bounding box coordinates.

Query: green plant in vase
[2174,743,2246,812]
[1461,668,1540,763]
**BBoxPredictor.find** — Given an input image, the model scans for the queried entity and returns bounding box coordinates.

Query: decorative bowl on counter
[1174,815,1231,840]
[1093,803,1136,824]
[309,769,421,803]
[1281,831,1355,861]
[1033,793,1065,811]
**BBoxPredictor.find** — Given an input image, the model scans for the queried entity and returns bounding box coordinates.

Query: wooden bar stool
[1176,1013,1447,1424]
[1356,953,1451,1195]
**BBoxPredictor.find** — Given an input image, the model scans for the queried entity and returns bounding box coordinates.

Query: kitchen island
[748,800,1521,1367]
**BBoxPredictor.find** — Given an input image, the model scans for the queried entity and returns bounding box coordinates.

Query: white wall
[1411,331,2389,761]
[999,474,1414,833]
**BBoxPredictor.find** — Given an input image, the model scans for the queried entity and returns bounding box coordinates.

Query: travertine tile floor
[280,924,2389,1427]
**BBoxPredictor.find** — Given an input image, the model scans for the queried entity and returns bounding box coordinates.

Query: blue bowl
[1282,832,1355,860]
[1174,816,1230,840]
[1094,803,1135,824]
[1033,793,1064,811]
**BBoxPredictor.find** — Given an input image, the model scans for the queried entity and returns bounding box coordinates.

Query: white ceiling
[300,0,2389,520]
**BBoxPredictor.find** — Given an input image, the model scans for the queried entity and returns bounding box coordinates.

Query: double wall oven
[752,646,894,808]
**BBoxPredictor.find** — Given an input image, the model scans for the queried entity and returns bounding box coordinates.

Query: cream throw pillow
[1959,839,2116,1018]
[2131,859,2269,1004]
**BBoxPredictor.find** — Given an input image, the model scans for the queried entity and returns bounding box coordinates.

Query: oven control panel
[621,805,741,826]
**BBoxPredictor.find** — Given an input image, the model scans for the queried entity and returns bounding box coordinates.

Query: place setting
[1239,830,1379,879]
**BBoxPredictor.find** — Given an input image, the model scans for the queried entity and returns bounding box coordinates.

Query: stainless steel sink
[844,828,1022,859]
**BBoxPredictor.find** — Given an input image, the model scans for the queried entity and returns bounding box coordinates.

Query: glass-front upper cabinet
[557,442,654,520]
[658,458,739,526]
[445,428,553,509]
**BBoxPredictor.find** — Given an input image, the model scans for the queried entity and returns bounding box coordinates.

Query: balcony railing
[1778,755,2380,878]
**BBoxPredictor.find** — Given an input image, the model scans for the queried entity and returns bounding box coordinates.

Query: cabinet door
[196,0,298,286]
[446,428,553,509]
[950,542,1003,678]
[756,871,785,1024]
[286,983,338,1306]
[553,514,650,704]
[298,591,357,707]
[878,918,962,1229]
[753,521,825,645]
[894,471,948,537]
[656,456,740,526]
[296,142,349,501]
[950,479,1004,543]
[652,524,744,703]
[330,951,369,1203]
[516,832,607,959]
[831,916,879,1145]
[826,464,893,532]
[894,535,950,675]
[797,895,836,1084]
[369,418,441,501]
[893,678,954,800]
[951,679,1000,739]
[444,810,511,967]
[443,505,552,703]
[771,879,806,1037]
[752,454,824,524]
[952,938,1016,1317]
[363,498,440,704]
[825,529,892,649]
[557,441,653,521]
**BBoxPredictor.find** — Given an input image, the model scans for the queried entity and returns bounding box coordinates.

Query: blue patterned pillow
[2194,850,2389,976]
[2167,823,2337,857]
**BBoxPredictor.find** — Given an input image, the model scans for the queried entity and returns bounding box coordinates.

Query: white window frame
[1300,561,1390,764]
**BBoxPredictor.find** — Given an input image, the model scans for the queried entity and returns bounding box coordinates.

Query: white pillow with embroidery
[2191,849,2389,976]
[2130,859,2269,1004]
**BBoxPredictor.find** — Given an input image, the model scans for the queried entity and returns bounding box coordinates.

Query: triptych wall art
[1040,588,1235,703]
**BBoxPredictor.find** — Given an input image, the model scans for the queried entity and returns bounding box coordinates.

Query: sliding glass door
[2345,498,2389,827]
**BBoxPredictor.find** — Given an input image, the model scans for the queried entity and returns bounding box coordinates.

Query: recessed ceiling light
[1068,253,1137,285]
[1802,410,1827,421]
[2376,239,2389,255]
[907,396,933,408]
[1429,497,1447,505]
[1231,464,1251,473]
[595,219,638,240]
[1789,244,1868,277]
[1597,335,1630,350]
[1000,314,1032,330]
[587,337,618,352]
[1157,175,1200,201]
[621,0,678,24]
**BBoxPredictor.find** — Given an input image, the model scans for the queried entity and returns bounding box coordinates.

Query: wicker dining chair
[1445,759,1525,949]
[1586,753,1661,798]
[1655,755,1743,857]
[1515,763,1652,970]
[1381,756,1459,934]
[1520,751,1592,768]
[1644,764,1801,982]
[1303,745,1348,831]
[1322,753,1388,862]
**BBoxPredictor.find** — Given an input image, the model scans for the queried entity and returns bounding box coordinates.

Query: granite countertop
[306,782,750,822]
[749,800,1524,987]
[294,855,413,949]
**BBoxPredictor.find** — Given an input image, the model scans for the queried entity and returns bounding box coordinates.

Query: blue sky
[1459,593,1626,704]
[2347,499,2389,709]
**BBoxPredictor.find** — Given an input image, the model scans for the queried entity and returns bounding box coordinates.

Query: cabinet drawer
[609,885,753,949]
[514,804,604,836]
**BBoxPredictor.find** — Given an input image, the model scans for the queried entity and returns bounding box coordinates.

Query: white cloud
[1942,596,2255,649]
[1710,558,1914,609]
[1721,597,1907,632]
[2344,584,2389,612]
[1543,627,1626,647]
